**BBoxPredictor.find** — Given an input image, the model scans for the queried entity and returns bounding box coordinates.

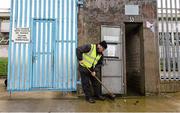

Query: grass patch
[0,57,8,63]
[0,57,8,76]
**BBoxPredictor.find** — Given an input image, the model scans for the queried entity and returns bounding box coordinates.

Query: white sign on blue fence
[12,28,30,42]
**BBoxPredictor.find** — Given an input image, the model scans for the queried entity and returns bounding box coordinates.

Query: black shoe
[86,98,96,103]
[95,95,105,101]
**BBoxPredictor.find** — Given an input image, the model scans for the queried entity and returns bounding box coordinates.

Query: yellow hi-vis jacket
[81,44,102,68]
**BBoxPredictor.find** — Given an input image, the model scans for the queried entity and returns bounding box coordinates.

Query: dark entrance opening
[125,23,145,96]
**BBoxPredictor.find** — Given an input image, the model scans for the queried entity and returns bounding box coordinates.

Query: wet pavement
[0,79,180,112]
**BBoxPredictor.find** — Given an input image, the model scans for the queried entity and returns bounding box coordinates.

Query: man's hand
[91,71,96,77]
[79,60,83,65]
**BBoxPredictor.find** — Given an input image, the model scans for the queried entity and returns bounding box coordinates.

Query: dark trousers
[79,65,101,99]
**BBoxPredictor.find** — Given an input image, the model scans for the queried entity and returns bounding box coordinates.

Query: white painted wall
[0,45,8,57]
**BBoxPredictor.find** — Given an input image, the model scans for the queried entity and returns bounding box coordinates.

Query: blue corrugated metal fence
[8,0,78,92]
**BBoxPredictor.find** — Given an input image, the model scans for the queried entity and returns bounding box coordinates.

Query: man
[76,40,107,103]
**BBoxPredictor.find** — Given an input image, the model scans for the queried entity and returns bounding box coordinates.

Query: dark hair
[99,40,107,49]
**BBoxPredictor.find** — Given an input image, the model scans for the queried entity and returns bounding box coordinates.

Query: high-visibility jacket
[81,44,102,68]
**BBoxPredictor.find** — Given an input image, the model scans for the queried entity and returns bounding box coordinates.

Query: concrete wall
[0,45,8,57]
[160,81,180,93]
[78,0,161,95]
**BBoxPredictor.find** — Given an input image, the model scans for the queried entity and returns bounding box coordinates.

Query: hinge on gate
[32,55,38,63]
[52,52,54,68]
[78,0,84,7]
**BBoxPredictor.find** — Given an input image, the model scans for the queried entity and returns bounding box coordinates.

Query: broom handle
[84,65,114,96]
[93,75,113,95]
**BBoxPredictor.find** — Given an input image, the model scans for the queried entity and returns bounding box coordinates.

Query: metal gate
[158,0,180,80]
[8,0,78,92]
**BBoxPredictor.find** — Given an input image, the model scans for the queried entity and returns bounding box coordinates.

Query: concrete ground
[0,79,180,112]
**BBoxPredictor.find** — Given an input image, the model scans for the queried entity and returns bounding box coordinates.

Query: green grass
[0,57,8,63]
[0,57,8,76]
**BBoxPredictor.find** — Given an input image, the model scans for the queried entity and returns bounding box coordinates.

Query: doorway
[125,23,145,95]
[32,19,55,88]
[101,25,124,94]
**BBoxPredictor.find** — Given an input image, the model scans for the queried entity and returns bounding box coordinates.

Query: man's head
[97,40,107,53]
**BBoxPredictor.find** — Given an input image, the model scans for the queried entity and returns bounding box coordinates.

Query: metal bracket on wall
[78,0,84,7]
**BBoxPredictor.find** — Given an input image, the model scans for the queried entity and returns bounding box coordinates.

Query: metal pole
[160,0,166,80]
[177,0,180,80]
[0,19,1,33]
[165,0,171,80]
[170,0,176,80]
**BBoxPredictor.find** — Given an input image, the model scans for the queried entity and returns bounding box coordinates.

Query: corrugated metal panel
[158,0,180,80]
[8,0,78,92]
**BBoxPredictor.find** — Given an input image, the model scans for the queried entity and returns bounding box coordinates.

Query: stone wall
[78,0,180,94]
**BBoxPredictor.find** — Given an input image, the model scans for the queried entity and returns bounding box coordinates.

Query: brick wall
[126,24,145,95]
